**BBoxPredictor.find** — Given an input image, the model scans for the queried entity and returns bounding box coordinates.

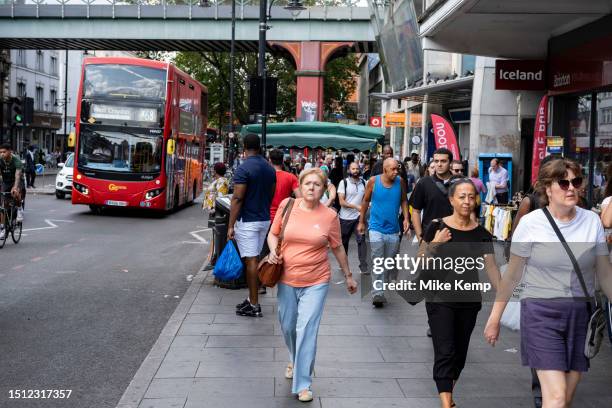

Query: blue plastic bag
[213,240,243,281]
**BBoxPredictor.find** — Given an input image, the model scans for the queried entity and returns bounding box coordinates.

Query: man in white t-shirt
[338,161,367,274]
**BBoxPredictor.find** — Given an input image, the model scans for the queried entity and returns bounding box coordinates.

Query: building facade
[9,49,62,154]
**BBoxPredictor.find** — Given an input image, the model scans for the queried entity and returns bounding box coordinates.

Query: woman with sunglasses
[421,177,501,408]
[485,158,612,408]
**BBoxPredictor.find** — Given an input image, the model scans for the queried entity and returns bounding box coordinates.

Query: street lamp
[258,0,305,149]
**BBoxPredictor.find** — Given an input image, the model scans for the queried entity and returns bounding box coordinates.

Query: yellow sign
[67,131,76,148]
[384,112,406,127]
[547,137,563,147]
[167,139,176,155]
[409,113,422,128]
[108,184,127,192]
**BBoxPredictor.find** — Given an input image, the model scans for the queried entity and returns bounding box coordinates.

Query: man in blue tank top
[358,158,409,307]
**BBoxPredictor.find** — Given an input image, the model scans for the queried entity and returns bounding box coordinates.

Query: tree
[323,54,359,120]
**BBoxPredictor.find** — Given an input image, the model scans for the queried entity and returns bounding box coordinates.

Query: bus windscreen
[78,127,162,174]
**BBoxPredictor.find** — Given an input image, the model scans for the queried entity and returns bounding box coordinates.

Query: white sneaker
[17,208,23,222]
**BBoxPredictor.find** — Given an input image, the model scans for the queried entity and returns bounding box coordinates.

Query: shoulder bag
[542,207,606,358]
[258,198,295,288]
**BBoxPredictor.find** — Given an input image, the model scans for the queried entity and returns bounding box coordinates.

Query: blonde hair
[299,167,328,186]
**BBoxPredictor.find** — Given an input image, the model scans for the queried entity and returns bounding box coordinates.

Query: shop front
[29,112,62,155]
[548,15,612,205]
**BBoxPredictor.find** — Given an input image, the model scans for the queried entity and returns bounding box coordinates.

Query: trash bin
[212,195,247,289]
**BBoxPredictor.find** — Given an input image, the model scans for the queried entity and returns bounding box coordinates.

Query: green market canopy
[240,121,383,152]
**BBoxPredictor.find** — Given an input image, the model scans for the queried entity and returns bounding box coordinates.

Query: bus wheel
[89,205,100,214]
[173,187,179,211]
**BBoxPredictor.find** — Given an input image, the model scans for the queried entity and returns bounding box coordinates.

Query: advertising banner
[531,95,548,184]
[384,112,406,127]
[430,114,460,160]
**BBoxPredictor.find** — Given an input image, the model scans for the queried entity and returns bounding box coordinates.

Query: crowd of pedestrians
[206,133,612,407]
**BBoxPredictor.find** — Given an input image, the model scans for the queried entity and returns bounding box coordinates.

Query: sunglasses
[451,168,464,173]
[556,177,583,190]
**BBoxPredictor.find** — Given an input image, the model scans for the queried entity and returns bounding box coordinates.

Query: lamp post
[258,0,305,149]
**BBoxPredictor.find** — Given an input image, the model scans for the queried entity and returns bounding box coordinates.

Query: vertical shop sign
[431,114,460,160]
[531,95,548,185]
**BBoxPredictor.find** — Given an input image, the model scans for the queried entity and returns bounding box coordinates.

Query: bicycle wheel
[11,218,22,244]
[0,214,6,249]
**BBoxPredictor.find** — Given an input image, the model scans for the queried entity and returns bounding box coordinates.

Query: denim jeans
[369,230,400,298]
[277,282,329,394]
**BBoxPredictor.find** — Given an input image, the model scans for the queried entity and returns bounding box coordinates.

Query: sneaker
[236,303,263,317]
[17,208,24,222]
[235,298,249,310]
[372,294,386,308]
[0,228,5,240]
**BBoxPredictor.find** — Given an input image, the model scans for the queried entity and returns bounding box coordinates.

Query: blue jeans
[277,282,329,394]
[369,230,400,298]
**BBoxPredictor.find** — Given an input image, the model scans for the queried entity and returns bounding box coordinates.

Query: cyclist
[0,143,25,239]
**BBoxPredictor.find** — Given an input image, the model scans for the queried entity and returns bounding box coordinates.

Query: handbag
[543,207,606,358]
[257,198,295,288]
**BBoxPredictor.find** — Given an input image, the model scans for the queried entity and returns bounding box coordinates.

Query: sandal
[298,389,313,402]
[285,363,293,379]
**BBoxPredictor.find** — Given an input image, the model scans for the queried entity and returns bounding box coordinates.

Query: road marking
[31,257,43,262]
[182,228,211,244]
[48,250,59,255]
[12,265,24,270]
[22,219,75,232]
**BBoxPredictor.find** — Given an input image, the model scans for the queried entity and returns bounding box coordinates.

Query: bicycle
[0,191,23,248]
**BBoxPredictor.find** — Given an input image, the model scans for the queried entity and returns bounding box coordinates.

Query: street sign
[384,112,406,127]
[369,116,382,127]
[209,143,224,164]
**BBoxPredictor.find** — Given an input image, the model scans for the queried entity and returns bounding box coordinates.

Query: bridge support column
[273,41,353,122]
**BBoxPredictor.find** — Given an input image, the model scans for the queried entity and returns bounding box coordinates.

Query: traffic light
[10,97,23,126]
[23,97,34,126]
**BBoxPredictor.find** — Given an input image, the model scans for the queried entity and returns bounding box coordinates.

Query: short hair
[451,160,463,167]
[535,158,582,206]
[299,167,327,186]
[213,162,227,176]
[269,149,284,166]
[0,143,12,151]
[433,148,453,162]
[243,133,261,151]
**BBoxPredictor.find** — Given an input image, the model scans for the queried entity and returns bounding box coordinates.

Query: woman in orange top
[267,167,358,402]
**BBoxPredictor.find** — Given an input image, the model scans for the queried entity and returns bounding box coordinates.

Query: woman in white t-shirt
[484,158,612,408]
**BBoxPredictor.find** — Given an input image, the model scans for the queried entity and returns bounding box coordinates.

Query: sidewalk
[26,168,60,195]
[117,241,612,408]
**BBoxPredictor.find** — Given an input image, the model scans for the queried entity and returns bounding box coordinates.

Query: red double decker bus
[71,57,207,212]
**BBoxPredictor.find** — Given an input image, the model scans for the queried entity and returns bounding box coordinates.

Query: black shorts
[1,180,25,198]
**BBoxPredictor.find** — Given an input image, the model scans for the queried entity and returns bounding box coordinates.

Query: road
[0,193,210,408]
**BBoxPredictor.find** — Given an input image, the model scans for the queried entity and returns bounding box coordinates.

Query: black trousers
[26,171,36,188]
[426,302,480,393]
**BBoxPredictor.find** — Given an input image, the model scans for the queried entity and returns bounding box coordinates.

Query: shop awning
[240,121,383,151]
[369,75,473,105]
[418,0,611,59]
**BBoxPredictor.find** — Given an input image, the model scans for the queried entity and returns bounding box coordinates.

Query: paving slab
[117,240,612,408]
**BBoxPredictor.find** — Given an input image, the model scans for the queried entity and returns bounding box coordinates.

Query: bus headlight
[144,188,164,200]
[73,182,89,195]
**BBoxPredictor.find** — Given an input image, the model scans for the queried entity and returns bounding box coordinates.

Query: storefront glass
[553,92,611,204]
